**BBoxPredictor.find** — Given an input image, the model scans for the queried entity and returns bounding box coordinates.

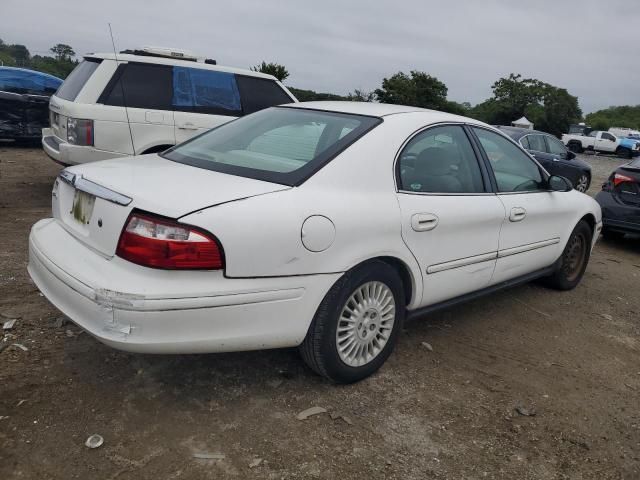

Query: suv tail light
[116,213,224,270]
[67,117,94,146]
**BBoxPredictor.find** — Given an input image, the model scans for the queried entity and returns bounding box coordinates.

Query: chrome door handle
[509,207,526,222]
[411,213,439,232]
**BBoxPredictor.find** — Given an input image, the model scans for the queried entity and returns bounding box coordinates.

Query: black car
[595,158,640,239]
[0,67,62,143]
[498,126,592,192]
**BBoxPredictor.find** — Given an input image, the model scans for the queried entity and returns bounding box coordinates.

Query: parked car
[595,157,640,239]
[42,46,297,166]
[498,126,592,192]
[609,127,640,138]
[28,102,602,383]
[562,130,640,159]
[0,67,62,143]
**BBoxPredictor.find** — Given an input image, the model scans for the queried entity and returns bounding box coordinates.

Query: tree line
[0,39,78,79]
[1,39,634,135]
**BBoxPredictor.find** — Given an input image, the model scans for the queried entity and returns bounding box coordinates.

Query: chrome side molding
[58,170,132,206]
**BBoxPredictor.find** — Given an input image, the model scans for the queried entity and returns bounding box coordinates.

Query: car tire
[568,142,583,154]
[601,227,625,241]
[575,173,590,193]
[616,147,633,159]
[541,220,592,291]
[299,260,405,384]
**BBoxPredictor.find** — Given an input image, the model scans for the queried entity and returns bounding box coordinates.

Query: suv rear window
[56,59,101,101]
[236,76,293,114]
[100,63,173,110]
[162,107,381,186]
[173,66,241,115]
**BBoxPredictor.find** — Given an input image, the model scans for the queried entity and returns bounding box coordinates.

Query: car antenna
[108,23,136,156]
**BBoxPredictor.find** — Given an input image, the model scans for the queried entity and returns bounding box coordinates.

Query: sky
[1,0,638,113]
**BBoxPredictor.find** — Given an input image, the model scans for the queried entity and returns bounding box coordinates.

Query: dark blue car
[0,67,62,142]
[498,126,592,192]
[595,157,640,239]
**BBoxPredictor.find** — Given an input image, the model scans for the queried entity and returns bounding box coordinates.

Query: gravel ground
[0,147,639,479]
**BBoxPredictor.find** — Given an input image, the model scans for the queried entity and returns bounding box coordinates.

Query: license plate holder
[71,190,96,225]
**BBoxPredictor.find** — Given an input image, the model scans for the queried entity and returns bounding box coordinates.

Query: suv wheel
[300,261,404,383]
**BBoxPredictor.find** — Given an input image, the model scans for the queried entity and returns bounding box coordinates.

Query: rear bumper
[595,191,640,233]
[41,128,128,165]
[28,218,340,353]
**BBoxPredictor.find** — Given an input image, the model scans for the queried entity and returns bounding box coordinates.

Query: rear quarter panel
[180,114,434,307]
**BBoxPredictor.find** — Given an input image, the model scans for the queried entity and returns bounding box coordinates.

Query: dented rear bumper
[28,219,339,353]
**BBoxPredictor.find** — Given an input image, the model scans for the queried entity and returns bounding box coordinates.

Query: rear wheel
[299,261,404,383]
[574,173,590,193]
[542,220,592,290]
[568,142,583,154]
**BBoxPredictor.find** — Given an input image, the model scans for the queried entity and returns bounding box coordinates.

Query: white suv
[42,47,297,165]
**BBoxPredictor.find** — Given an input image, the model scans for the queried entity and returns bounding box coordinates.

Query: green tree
[346,89,375,102]
[469,73,581,137]
[7,44,30,66]
[49,44,75,62]
[288,87,346,102]
[585,105,640,131]
[251,61,289,82]
[375,71,449,110]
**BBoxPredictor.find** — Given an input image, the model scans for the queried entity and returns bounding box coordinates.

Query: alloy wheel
[575,175,589,192]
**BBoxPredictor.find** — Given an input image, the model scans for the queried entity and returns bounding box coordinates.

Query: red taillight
[116,213,223,270]
[613,173,634,187]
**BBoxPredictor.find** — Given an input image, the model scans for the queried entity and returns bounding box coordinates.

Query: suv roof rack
[119,46,216,65]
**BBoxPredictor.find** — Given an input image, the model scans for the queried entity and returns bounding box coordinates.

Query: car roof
[497,125,551,139]
[0,66,63,81]
[285,101,483,123]
[85,53,278,80]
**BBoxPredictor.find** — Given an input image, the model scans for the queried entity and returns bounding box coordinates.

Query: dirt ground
[1,146,639,479]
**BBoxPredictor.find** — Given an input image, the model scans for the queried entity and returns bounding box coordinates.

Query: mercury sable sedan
[28,102,602,383]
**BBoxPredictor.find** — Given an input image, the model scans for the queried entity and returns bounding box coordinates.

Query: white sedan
[28,102,602,383]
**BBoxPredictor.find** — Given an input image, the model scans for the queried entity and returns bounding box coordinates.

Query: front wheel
[616,147,633,159]
[541,220,592,291]
[574,173,590,193]
[299,261,404,383]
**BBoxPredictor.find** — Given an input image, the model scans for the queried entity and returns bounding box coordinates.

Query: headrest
[415,147,458,177]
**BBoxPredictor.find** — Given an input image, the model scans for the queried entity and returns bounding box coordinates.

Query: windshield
[162,107,381,186]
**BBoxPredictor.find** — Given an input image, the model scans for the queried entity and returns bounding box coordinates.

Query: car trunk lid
[52,154,290,257]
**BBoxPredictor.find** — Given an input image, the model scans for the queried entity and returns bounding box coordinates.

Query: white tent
[512,116,534,130]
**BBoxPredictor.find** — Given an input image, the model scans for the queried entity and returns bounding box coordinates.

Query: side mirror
[566,150,576,160]
[548,175,573,192]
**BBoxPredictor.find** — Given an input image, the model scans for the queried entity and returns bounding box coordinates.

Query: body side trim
[408,264,557,320]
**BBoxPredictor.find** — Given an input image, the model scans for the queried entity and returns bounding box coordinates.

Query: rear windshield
[162,107,381,186]
[55,58,101,101]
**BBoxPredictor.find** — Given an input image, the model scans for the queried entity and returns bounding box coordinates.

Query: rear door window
[398,125,486,193]
[236,76,293,115]
[172,67,241,115]
[526,134,547,152]
[99,63,173,110]
[56,59,101,101]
